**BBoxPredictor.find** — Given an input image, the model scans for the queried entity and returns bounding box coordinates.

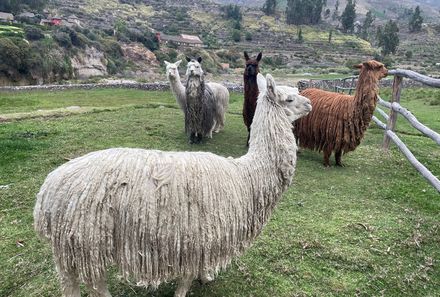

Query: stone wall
[0,81,244,93]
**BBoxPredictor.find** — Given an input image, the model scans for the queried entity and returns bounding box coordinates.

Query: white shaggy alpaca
[33,73,312,297]
[165,60,229,135]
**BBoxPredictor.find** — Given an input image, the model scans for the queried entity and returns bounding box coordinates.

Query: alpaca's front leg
[174,274,195,297]
[335,150,344,167]
[200,268,214,284]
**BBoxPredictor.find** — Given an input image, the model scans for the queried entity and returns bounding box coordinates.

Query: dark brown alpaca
[295,60,388,167]
[243,51,262,145]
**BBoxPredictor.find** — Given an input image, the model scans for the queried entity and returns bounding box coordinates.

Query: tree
[298,27,304,43]
[332,0,339,21]
[231,30,241,42]
[0,0,47,13]
[328,29,333,43]
[377,20,399,56]
[262,0,277,16]
[286,0,326,25]
[223,4,242,22]
[341,0,356,33]
[361,10,375,40]
[409,6,423,33]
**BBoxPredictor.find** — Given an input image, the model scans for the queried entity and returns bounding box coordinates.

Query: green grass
[0,88,439,297]
[0,25,24,38]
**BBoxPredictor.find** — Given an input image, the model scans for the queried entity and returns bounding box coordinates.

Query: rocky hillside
[214,0,440,20]
[1,0,439,86]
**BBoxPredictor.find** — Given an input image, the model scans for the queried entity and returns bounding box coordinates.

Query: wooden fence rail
[376,71,439,192]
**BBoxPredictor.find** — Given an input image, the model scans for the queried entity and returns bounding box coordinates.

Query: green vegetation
[0,0,47,13]
[409,6,423,33]
[286,0,326,25]
[262,0,277,16]
[0,25,24,38]
[0,87,439,296]
[377,20,400,56]
[340,0,356,33]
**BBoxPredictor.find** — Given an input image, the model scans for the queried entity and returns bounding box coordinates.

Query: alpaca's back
[295,88,360,153]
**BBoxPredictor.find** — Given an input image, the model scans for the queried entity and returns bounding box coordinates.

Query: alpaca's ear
[257,52,262,62]
[244,51,250,61]
[186,56,191,62]
[197,57,203,63]
[175,60,182,67]
[257,73,267,92]
[353,63,363,69]
[266,74,276,98]
[164,61,170,66]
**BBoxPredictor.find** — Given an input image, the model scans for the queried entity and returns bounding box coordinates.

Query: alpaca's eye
[286,99,294,103]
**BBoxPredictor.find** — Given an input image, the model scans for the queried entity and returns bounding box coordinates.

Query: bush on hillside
[231,30,241,42]
[24,26,44,40]
[54,32,72,48]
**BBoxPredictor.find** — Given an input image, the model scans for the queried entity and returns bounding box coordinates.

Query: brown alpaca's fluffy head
[354,60,388,80]
[244,51,262,77]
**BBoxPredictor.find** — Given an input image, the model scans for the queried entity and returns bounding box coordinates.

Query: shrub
[231,30,241,42]
[24,26,44,40]
[405,50,413,59]
[54,32,72,48]
[245,32,252,41]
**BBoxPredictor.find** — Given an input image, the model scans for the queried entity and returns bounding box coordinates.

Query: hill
[1,0,440,86]
[214,0,440,20]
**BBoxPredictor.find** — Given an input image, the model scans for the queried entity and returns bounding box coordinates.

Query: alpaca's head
[257,73,312,122]
[354,60,388,80]
[186,57,204,77]
[164,60,182,80]
[244,51,262,77]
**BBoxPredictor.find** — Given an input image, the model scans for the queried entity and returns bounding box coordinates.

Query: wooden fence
[300,70,440,193]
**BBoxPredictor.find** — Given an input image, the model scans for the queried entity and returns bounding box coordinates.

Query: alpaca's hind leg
[323,150,332,167]
[335,150,344,167]
[175,274,195,297]
[209,120,217,137]
[55,263,80,297]
[85,276,112,297]
[214,114,225,133]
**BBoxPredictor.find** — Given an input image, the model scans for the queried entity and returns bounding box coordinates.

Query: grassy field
[0,87,439,297]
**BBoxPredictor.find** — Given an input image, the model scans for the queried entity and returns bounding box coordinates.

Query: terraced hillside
[52,0,375,71]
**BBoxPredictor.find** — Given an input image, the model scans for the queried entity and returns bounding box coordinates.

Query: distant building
[0,12,14,23]
[157,32,204,48]
[40,16,62,26]
[51,15,62,26]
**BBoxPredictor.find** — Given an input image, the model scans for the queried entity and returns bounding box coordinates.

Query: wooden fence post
[383,75,403,150]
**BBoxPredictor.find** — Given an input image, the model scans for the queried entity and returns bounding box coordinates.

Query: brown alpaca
[243,51,262,145]
[295,60,388,167]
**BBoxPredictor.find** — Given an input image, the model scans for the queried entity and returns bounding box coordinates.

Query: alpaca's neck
[168,74,186,110]
[168,74,185,97]
[244,75,258,91]
[354,71,380,121]
[186,75,205,99]
[237,99,297,223]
